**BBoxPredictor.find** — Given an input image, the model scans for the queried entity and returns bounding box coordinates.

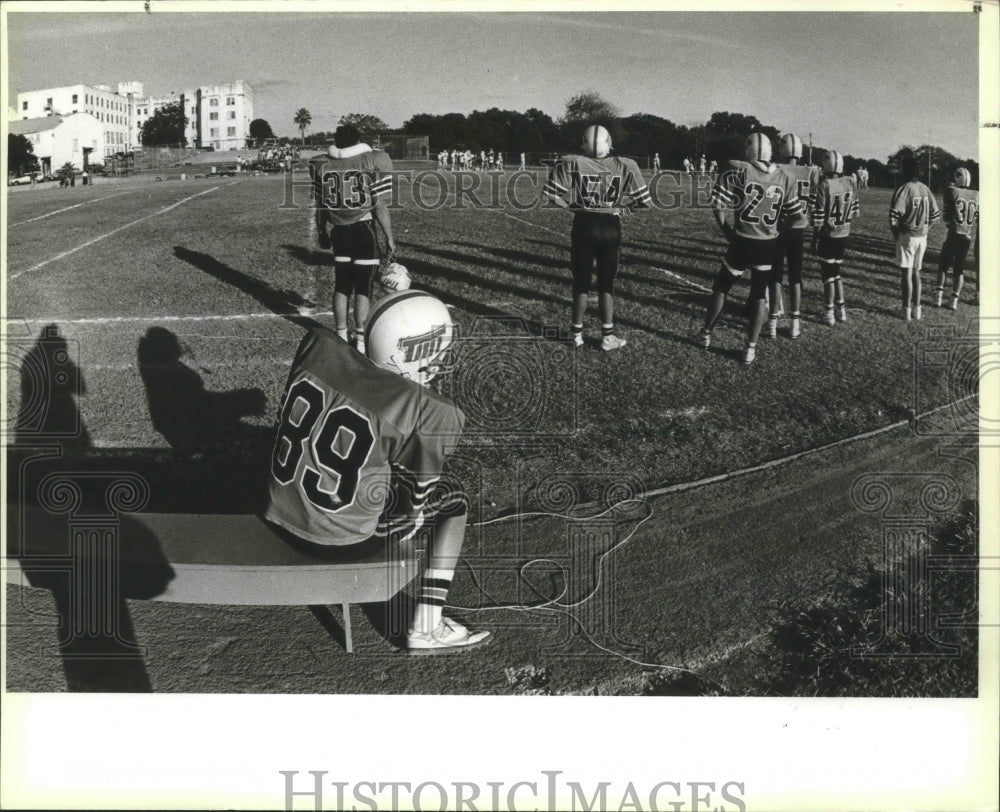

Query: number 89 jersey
[266,327,465,546]
[712,160,802,240]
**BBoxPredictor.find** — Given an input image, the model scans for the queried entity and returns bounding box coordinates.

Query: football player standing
[810,150,860,326]
[769,133,821,339]
[543,124,651,350]
[698,132,802,365]
[935,167,978,310]
[310,124,396,354]
[266,291,491,653]
[890,154,941,320]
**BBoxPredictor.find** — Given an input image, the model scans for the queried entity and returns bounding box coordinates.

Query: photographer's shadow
[13,323,91,451]
[138,327,268,455]
[136,327,274,511]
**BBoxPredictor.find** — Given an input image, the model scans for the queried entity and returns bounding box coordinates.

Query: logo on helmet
[397,325,448,364]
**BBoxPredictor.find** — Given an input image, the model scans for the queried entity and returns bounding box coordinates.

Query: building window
[72,93,78,103]
[22,101,27,110]
[227,127,236,136]
[226,96,235,105]
[228,111,235,119]
[46,97,53,108]
[210,98,219,107]
[209,112,218,121]
[191,107,196,115]
[210,128,218,137]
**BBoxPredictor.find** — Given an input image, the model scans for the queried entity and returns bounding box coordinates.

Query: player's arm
[543,159,572,209]
[623,162,652,212]
[928,191,942,228]
[709,168,736,239]
[370,153,396,255]
[889,186,906,239]
[942,187,957,228]
[309,162,332,249]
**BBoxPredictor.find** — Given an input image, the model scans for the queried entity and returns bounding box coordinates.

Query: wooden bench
[5,505,421,653]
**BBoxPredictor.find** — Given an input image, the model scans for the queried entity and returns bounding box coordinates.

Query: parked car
[8,174,37,186]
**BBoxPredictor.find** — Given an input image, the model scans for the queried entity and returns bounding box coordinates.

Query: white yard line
[9,184,233,281]
[7,191,135,228]
[499,211,565,237]
[652,266,713,293]
[4,310,330,329]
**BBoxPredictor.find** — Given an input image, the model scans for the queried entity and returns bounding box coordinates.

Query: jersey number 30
[272,378,376,512]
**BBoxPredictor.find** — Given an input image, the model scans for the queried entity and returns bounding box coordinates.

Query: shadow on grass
[404,242,702,347]
[173,245,321,327]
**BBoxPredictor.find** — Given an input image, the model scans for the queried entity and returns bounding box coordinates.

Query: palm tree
[294,108,312,147]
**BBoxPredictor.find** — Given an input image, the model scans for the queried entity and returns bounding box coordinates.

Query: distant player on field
[935,166,978,310]
[698,132,803,365]
[890,155,941,320]
[810,149,860,326]
[652,153,661,173]
[310,124,395,353]
[266,291,491,653]
[543,124,651,351]
[769,133,820,339]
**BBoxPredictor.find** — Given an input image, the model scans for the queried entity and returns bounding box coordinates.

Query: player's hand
[317,229,332,250]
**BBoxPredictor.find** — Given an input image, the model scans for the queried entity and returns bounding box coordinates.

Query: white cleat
[407,617,491,655]
[824,307,836,326]
[697,329,712,349]
[766,318,778,339]
[790,317,801,339]
[914,305,923,320]
[950,296,959,311]
[743,343,756,365]
[573,333,584,348]
[601,335,627,352]
[836,305,847,323]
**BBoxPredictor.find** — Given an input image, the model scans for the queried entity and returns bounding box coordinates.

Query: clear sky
[3,4,981,161]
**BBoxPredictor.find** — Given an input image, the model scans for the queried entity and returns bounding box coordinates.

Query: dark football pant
[332,221,379,296]
[939,232,972,275]
[772,228,805,286]
[570,212,622,296]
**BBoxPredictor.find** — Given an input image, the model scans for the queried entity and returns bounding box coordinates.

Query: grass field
[3,165,980,695]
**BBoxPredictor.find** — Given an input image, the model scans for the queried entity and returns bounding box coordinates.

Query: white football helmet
[823,150,844,175]
[953,167,971,188]
[377,261,412,292]
[778,133,803,161]
[581,125,612,158]
[744,132,773,163]
[365,291,455,386]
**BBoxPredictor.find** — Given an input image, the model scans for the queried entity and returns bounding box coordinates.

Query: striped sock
[412,568,453,634]
[571,323,583,338]
[601,323,614,337]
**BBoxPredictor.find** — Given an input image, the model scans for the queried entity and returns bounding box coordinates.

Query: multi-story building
[16,83,132,157]
[15,79,254,154]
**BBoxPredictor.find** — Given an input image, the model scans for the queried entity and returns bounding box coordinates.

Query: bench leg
[341,603,353,654]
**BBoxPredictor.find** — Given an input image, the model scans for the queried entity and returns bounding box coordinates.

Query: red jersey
[942,184,979,238]
[266,328,464,546]
[544,154,651,212]
[889,180,941,237]
[309,147,393,228]
[811,174,861,239]
[711,160,803,240]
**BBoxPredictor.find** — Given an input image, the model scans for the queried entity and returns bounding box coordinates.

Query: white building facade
[16,84,132,158]
[15,79,254,154]
[9,114,104,174]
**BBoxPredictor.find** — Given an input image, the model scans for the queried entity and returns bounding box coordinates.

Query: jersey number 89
[272,378,376,512]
